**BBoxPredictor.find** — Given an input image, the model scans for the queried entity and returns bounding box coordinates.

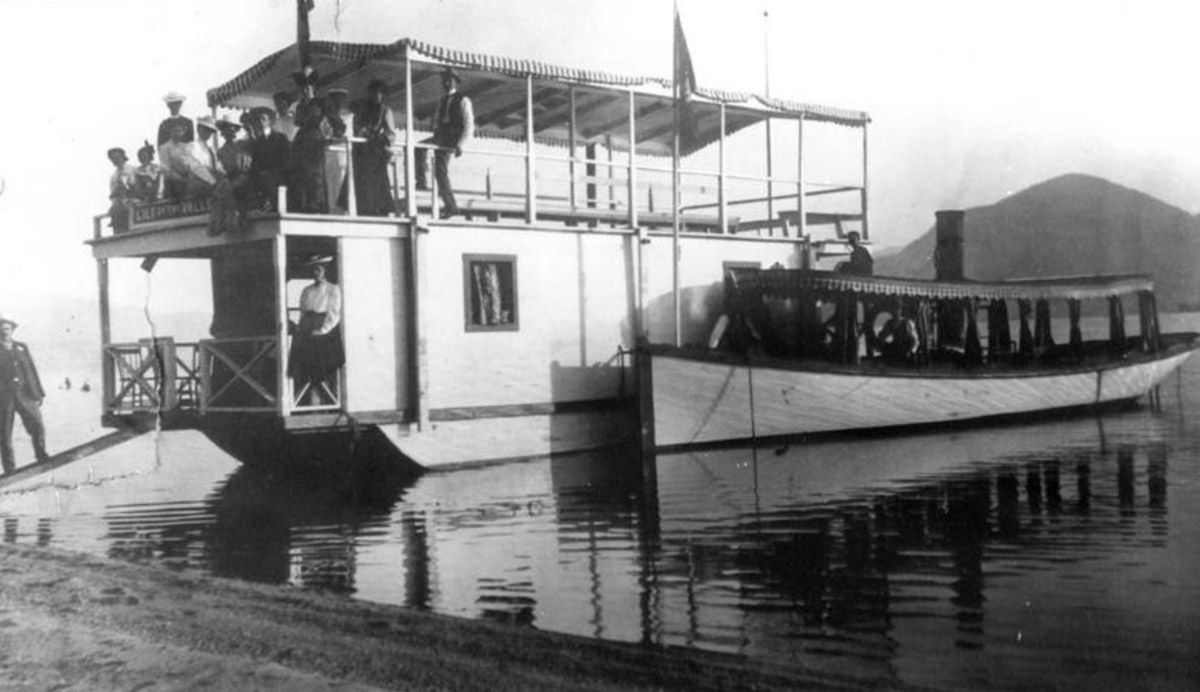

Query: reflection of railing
[199,337,279,413]
[103,338,200,416]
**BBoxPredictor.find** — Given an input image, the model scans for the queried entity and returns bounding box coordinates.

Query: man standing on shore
[0,316,48,474]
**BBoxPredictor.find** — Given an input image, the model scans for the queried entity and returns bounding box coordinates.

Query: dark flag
[297,0,315,68]
[674,8,699,151]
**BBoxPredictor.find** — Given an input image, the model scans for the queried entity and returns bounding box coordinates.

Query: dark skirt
[288,312,345,383]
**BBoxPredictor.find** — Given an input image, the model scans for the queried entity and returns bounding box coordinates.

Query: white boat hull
[647,348,1196,449]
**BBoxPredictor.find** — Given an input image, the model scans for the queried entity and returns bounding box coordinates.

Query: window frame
[462,253,520,333]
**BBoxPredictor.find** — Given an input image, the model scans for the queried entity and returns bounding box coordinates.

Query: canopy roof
[206,39,870,157]
[733,269,1155,302]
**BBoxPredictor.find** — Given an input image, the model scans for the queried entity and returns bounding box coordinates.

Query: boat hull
[645,347,1197,449]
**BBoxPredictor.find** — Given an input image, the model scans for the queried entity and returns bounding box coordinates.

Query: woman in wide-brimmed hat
[287,254,344,405]
[288,66,331,214]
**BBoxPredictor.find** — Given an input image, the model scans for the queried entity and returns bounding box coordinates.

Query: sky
[0,0,1197,312]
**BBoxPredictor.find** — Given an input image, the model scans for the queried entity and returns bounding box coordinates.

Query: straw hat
[162,90,186,103]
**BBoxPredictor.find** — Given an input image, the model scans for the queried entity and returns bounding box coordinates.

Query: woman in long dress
[287,256,344,405]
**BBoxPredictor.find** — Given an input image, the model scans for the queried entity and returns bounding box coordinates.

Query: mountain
[875,174,1200,311]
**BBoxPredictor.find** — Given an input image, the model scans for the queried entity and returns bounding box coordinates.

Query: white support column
[525,75,537,224]
[404,46,417,218]
[568,86,578,210]
[797,116,807,241]
[95,216,113,419]
[627,89,638,229]
[274,236,292,416]
[344,137,358,216]
[412,224,430,430]
[718,103,727,234]
[861,122,870,240]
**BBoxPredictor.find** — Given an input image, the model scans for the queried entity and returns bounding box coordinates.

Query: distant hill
[875,173,1200,311]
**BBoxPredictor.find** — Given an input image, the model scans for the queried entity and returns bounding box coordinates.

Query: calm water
[2,318,1199,691]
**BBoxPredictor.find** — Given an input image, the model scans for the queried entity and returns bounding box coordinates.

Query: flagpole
[763,8,774,222]
[671,2,682,348]
[297,0,313,67]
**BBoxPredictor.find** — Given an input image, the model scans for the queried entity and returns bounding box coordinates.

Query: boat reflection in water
[0,398,1194,690]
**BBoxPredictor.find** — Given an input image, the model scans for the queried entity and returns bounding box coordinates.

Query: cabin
[89,38,871,467]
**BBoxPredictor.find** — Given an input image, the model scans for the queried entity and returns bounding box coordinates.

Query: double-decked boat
[90,35,870,467]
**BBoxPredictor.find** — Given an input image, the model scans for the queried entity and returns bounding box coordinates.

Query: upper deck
[91,36,872,260]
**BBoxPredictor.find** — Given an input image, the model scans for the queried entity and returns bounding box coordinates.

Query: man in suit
[0,316,48,474]
[416,67,473,218]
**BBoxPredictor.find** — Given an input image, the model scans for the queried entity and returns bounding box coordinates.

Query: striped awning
[206,39,870,157]
[734,269,1155,302]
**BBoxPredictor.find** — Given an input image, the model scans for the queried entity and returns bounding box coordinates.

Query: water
[2,317,1199,690]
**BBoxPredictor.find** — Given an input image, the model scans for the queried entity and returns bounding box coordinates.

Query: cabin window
[463,254,518,332]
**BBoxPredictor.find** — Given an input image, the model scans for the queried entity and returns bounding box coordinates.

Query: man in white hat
[157,91,195,148]
[193,115,224,178]
[0,316,48,473]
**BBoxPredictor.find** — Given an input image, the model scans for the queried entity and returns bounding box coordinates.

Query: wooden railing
[198,336,280,413]
[103,338,200,416]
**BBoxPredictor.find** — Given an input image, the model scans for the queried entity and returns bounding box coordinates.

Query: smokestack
[935,210,965,281]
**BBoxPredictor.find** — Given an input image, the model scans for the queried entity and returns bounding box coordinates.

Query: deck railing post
[274,237,291,417]
[861,122,870,240]
[344,137,358,216]
[568,86,578,210]
[404,44,417,218]
[627,90,638,229]
[718,103,727,234]
[525,75,537,224]
[797,116,806,242]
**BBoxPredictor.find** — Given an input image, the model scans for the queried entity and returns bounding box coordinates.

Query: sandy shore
[0,543,927,692]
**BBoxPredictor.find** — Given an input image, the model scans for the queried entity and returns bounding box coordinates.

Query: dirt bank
[0,543,923,692]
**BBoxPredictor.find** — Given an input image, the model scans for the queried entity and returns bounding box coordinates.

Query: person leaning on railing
[159,120,217,202]
[416,66,473,219]
[344,78,396,217]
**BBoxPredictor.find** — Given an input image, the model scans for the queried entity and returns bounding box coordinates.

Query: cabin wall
[422,225,636,410]
[641,235,804,346]
[340,237,410,415]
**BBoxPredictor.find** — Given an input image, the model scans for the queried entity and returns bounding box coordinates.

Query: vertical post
[627,89,638,229]
[525,75,537,224]
[95,218,113,420]
[404,45,417,218]
[671,46,682,347]
[797,116,806,241]
[568,87,578,210]
[274,236,292,416]
[718,103,727,234]
[861,122,870,240]
[413,224,430,430]
[345,138,358,216]
[762,10,774,222]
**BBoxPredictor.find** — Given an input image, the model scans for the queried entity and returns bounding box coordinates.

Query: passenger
[193,115,223,179]
[288,255,344,406]
[247,107,291,211]
[839,231,873,276]
[877,309,919,365]
[210,117,253,235]
[272,90,297,141]
[321,87,351,213]
[416,67,473,219]
[156,91,195,148]
[159,121,216,200]
[0,315,49,474]
[346,78,396,217]
[132,141,163,202]
[106,147,137,232]
[288,66,330,214]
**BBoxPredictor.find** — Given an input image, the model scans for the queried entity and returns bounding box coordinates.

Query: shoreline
[0,543,921,692]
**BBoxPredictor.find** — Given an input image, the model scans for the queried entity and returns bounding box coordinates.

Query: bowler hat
[107,147,127,159]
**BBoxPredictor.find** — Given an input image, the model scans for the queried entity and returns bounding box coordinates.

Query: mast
[672,2,682,347]
[297,0,314,68]
[763,9,774,222]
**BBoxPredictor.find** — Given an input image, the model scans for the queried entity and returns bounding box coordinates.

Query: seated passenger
[877,311,919,365]
[838,231,873,276]
[159,121,216,200]
[132,141,163,202]
[106,147,137,232]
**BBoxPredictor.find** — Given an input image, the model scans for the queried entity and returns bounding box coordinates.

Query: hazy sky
[0,0,1197,309]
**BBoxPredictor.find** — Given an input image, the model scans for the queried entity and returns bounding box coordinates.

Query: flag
[297,0,315,67]
[673,9,699,151]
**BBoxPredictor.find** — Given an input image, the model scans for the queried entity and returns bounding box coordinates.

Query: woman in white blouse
[288,255,344,405]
